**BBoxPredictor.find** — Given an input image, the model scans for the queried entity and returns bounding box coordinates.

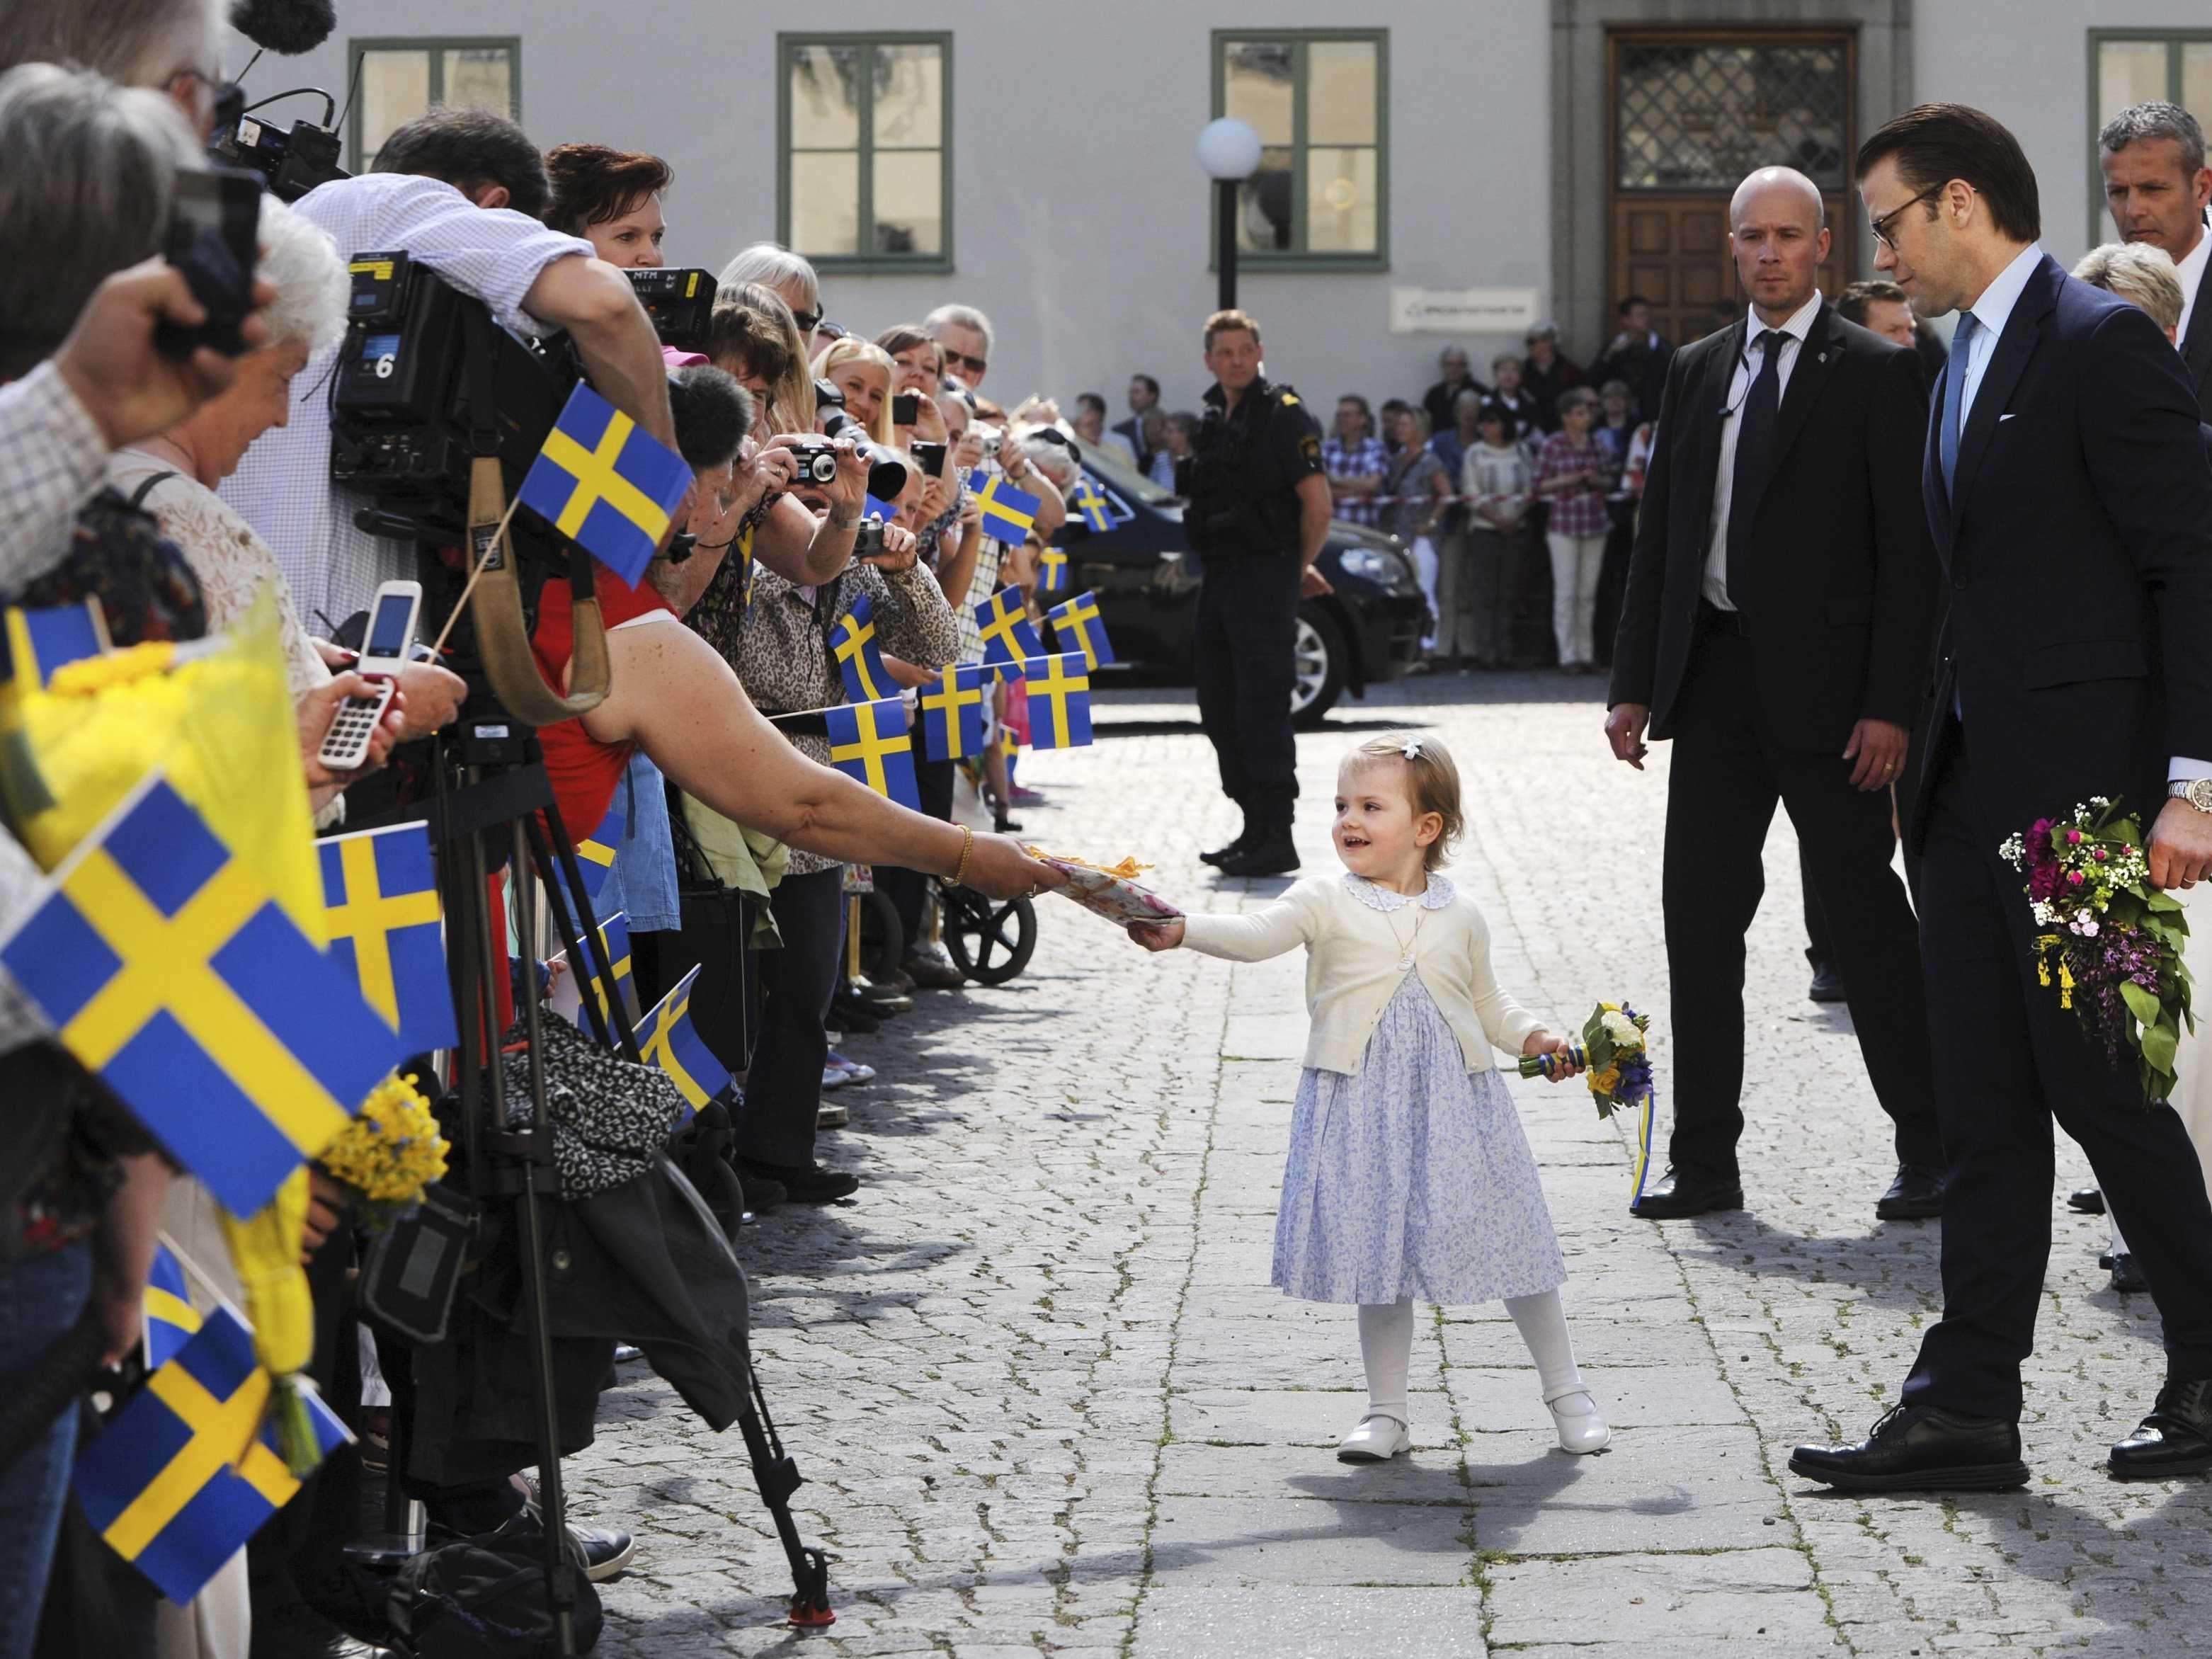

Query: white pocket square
[1997,412,2017,422]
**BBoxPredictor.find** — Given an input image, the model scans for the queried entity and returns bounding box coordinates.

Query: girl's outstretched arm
[1176,880,1326,964]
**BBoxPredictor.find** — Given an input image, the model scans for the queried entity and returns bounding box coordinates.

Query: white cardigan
[1180,873,1544,1075]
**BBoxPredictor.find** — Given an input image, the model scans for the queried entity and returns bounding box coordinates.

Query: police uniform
[1178,374,1325,864]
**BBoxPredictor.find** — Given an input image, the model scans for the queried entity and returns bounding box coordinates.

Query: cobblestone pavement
[576,674,2212,1657]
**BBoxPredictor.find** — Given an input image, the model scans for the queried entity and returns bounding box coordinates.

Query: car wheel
[1292,607,1348,727]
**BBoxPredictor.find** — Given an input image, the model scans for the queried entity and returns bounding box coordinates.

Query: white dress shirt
[2174,217,2210,349]
[1953,241,2043,429]
[1703,291,1823,610]
[220,172,595,633]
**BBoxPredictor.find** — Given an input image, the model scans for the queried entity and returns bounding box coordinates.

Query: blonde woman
[811,336,894,444]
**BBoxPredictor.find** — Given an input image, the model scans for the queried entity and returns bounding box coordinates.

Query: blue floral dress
[1272,874,1570,1306]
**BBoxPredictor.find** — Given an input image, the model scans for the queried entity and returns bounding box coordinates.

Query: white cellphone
[318,579,421,770]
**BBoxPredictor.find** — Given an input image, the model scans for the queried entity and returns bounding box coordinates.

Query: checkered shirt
[1321,434,1389,525]
[1532,431,1613,540]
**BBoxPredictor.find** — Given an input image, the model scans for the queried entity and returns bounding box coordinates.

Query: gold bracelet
[952,824,975,886]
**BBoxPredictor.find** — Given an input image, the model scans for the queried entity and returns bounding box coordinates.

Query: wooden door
[1607,30,1856,349]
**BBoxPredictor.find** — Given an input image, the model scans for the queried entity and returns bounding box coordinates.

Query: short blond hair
[2073,240,2186,333]
[1204,307,1262,350]
[1345,734,1464,872]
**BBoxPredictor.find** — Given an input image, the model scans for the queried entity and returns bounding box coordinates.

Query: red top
[530,566,675,840]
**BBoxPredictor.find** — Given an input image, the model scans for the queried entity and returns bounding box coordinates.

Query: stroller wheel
[938,884,1038,985]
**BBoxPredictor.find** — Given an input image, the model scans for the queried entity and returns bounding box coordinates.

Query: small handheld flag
[74,1304,347,1605]
[974,586,1044,681]
[920,663,988,762]
[145,1244,200,1371]
[3,601,110,690]
[516,383,693,588]
[1047,590,1117,669]
[549,911,637,1040]
[1022,653,1094,750]
[830,594,895,703]
[862,494,896,522]
[319,822,458,1053]
[637,964,731,1121]
[0,775,402,1216]
[826,697,921,810]
[968,469,1042,545]
[1036,544,1070,596]
[574,794,627,912]
[1068,474,1114,533]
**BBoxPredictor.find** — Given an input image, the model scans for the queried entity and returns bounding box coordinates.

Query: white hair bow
[1401,739,1424,760]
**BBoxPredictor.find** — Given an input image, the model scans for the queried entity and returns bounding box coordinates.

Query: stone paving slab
[574,683,2211,1657]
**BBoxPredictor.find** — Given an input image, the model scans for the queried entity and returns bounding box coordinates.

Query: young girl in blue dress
[1131,735,1609,1461]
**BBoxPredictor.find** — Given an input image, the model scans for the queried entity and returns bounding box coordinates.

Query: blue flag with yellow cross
[636,964,730,1121]
[967,469,1042,545]
[831,593,896,703]
[1035,542,1071,596]
[75,1301,348,1604]
[574,794,627,913]
[1068,472,1114,533]
[1022,652,1094,750]
[825,697,920,810]
[319,822,457,1054]
[974,586,1044,683]
[144,1243,198,1372]
[549,910,637,1041]
[516,383,693,588]
[0,775,403,1216]
[1,600,110,690]
[1047,590,1117,669]
[920,663,988,762]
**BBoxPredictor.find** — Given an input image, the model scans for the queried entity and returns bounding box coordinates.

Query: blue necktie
[1940,310,1981,497]
[1723,330,1784,609]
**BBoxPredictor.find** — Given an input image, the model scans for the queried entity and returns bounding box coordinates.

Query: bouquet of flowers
[318,1070,451,1231]
[2000,798,2194,1104]
[1519,1002,1655,1120]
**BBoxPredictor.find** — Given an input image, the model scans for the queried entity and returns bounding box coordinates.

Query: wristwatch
[2170,778,2212,813]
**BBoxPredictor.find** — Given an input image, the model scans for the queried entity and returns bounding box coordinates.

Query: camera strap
[462,453,612,724]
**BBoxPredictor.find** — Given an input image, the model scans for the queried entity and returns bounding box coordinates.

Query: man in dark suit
[1606,167,1944,1224]
[1794,103,2212,1493]
[1590,295,1674,425]
[1112,373,1161,474]
[2100,101,2212,418]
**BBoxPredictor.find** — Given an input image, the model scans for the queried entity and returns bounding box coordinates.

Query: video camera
[210,89,348,203]
[627,268,717,355]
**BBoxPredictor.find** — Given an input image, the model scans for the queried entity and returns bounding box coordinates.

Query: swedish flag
[637,964,730,1122]
[831,594,895,703]
[2,600,110,690]
[920,663,987,762]
[974,586,1043,683]
[967,469,1042,545]
[1036,544,1071,596]
[574,794,627,912]
[1047,590,1117,669]
[550,911,637,1040]
[516,383,694,588]
[319,823,457,1053]
[826,697,920,809]
[74,1304,346,1605]
[144,1243,199,1370]
[1068,474,1114,533]
[1022,653,1094,750]
[0,775,402,1216]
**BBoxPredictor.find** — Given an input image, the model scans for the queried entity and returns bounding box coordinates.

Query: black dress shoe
[1199,832,1253,867]
[2109,1378,2212,1479]
[1790,1403,2028,1493]
[1876,1163,1946,1221]
[1630,1165,1744,1219]
[2068,1186,2106,1215]
[741,1159,860,1204]
[2109,1251,2149,1294]
[1806,962,1848,1003]
[1219,836,1300,878]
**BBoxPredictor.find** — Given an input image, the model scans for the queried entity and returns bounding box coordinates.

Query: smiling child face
[1333,756,1439,882]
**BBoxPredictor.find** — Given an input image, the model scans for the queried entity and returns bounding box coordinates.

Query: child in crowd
[1130,736,1609,1461]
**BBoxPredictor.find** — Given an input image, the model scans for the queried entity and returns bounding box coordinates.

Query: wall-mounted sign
[1389,287,1541,336]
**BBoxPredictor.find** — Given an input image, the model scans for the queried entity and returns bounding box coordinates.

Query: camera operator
[220,107,684,646]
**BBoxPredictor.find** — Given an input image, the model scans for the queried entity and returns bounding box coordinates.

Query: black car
[1051,440,1427,724]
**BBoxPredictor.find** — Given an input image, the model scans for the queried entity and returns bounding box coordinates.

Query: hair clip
[1401,739,1424,760]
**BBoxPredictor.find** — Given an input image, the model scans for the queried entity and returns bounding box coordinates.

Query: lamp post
[1197,117,1262,313]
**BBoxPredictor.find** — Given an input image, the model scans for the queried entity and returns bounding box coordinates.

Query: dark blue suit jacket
[1910,252,2212,850]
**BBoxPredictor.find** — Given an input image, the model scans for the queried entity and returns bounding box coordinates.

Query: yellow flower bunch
[321,1071,449,1211]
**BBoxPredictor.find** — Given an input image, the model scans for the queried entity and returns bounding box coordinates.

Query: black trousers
[1194,554,1300,835]
[880,755,955,946]
[1903,741,2212,1419]
[734,866,843,1168]
[1661,628,1942,1177]
[1801,845,1832,971]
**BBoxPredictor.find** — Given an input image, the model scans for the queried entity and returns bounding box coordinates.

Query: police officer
[1178,308,1334,877]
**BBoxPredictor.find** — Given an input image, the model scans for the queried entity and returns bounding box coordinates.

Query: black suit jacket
[1609,302,1939,753]
[2182,227,2212,417]
[1908,252,2212,850]
[1591,335,1675,426]
[1111,414,1151,472]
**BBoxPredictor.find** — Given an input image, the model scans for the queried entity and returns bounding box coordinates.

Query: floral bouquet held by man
[2000,799,2195,1105]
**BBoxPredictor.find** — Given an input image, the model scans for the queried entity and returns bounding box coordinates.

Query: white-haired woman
[720,241,823,362]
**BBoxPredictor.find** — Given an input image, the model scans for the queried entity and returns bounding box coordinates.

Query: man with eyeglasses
[923,300,1066,540]
[1791,101,2212,1496]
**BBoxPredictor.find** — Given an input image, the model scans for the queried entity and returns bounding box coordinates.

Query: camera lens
[805,450,838,484]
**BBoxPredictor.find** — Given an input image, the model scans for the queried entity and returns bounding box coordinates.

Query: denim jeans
[0,1240,93,1657]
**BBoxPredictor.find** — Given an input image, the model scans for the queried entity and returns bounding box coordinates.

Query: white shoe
[1546,1389,1612,1454]
[1336,1413,1410,1463]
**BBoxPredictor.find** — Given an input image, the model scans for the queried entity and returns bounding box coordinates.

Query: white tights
[1356,1292,1586,1425]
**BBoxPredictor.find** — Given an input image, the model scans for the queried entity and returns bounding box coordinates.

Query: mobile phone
[911,439,947,477]
[318,579,421,770]
[154,166,263,361]
[892,392,920,426]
